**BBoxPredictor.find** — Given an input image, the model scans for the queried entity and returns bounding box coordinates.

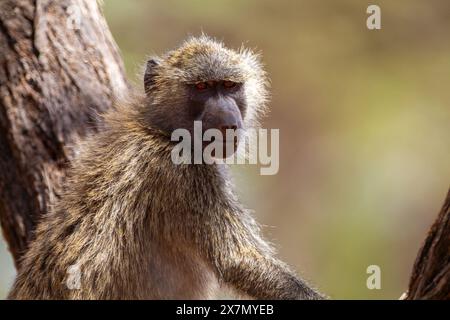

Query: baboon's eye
[195,82,208,91]
[223,81,237,89]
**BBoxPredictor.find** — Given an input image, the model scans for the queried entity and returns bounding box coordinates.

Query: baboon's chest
[142,241,218,299]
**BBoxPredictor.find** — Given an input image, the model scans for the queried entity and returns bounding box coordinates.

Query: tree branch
[0,0,128,268]
[407,187,450,299]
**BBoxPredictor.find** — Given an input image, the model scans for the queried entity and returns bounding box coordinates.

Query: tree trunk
[0,0,448,301]
[406,188,450,299]
[0,0,128,268]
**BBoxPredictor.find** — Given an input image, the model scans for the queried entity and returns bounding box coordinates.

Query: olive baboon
[9,35,324,300]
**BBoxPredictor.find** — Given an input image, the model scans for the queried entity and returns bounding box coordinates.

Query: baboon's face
[143,58,249,157]
[142,37,268,157]
[185,79,246,154]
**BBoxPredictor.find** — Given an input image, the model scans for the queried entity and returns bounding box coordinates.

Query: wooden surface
[407,188,450,299]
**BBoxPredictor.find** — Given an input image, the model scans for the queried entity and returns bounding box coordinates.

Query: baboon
[8,35,324,300]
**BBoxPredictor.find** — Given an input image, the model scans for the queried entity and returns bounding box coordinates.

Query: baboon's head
[142,35,268,157]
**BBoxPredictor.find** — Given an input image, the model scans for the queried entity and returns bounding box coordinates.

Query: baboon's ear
[144,58,159,95]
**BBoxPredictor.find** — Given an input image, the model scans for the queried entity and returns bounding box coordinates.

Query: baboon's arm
[203,210,325,300]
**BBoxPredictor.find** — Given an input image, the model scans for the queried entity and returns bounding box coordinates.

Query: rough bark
[0,0,128,268]
[406,188,450,299]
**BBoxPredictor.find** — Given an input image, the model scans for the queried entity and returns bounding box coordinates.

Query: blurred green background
[1,0,449,299]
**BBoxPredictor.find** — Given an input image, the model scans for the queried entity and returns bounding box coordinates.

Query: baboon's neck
[70,118,230,229]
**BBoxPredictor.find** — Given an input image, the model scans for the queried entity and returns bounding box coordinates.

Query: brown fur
[8,36,324,300]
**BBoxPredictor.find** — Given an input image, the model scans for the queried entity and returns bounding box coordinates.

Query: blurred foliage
[0,238,14,298]
[1,0,449,299]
